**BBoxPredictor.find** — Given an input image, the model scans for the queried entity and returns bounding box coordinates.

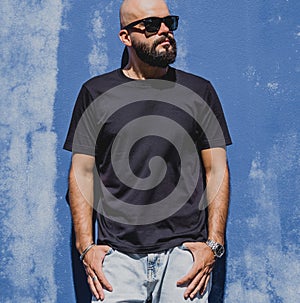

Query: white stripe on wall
[88,7,111,77]
[0,1,63,301]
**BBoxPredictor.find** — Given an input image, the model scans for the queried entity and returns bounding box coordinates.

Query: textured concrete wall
[1,1,299,302]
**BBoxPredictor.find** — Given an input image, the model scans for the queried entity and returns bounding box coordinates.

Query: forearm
[206,163,230,245]
[69,156,95,254]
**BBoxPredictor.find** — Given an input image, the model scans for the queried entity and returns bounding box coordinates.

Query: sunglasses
[122,15,179,33]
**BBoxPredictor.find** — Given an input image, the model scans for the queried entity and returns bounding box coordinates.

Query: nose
[157,21,171,35]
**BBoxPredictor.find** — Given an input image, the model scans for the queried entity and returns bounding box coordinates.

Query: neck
[122,56,168,80]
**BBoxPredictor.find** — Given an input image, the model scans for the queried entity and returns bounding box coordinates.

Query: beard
[131,35,177,68]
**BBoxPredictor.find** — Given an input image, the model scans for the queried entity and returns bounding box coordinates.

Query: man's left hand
[176,242,215,299]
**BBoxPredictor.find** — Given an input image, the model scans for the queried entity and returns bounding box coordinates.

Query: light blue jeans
[92,245,211,302]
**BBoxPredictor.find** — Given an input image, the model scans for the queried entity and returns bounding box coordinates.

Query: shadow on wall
[71,226,93,302]
[67,190,94,302]
[208,246,227,303]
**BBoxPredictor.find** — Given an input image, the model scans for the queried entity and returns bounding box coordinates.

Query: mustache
[153,35,176,49]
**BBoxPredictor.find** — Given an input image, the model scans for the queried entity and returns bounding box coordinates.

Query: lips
[157,39,171,48]
[160,39,170,46]
[153,35,176,49]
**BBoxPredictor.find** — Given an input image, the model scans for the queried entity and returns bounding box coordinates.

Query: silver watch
[206,239,225,258]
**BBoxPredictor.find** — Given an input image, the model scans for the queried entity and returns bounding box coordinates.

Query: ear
[119,29,132,47]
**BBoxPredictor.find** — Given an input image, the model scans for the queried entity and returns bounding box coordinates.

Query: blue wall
[1,1,299,302]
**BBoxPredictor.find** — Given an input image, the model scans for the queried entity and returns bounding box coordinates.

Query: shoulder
[175,69,210,86]
[172,68,212,97]
[82,69,125,99]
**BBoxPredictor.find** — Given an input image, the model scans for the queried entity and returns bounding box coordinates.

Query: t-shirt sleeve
[63,85,98,156]
[196,82,232,150]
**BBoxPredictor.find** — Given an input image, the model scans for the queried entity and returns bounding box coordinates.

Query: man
[64,0,232,302]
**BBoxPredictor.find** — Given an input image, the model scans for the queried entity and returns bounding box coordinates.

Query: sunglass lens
[166,16,178,31]
[145,18,161,33]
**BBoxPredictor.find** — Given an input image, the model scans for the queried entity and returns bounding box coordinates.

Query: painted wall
[1,1,299,302]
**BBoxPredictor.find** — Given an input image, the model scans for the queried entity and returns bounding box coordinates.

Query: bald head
[120,0,170,28]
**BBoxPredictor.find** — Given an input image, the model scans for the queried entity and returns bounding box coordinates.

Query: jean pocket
[105,247,115,256]
[178,243,188,250]
[177,243,194,261]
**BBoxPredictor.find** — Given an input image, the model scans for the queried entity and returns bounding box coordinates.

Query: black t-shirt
[64,67,232,253]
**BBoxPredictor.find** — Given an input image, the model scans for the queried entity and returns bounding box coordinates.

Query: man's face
[121,0,177,68]
[131,32,177,68]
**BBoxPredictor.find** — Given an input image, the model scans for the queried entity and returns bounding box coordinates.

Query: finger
[94,268,113,292]
[176,264,198,286]
[92,273,111,301]
[190,274,209,299]
[183,272,203,299]
[86,268,106,301]
[87,275,101,301]
[200,273,211,295]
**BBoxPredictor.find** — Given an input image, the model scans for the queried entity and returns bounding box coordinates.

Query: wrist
[79,243,96,261]
[207,234,224,246]
[206,239,225,258]
[76,239,94,255]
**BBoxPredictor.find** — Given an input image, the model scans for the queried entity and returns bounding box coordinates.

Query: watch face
[215,244,225,257]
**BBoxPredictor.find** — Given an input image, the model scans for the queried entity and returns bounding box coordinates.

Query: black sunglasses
[122,15,179,33]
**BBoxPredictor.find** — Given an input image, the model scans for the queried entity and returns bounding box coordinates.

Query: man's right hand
[82,244,113,301]
[69,154,112,300]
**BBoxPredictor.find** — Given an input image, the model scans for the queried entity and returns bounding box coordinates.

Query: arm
[204,147,230,245]
[69,153,112,301]
[69,153,95,253]
[177,147,230,299]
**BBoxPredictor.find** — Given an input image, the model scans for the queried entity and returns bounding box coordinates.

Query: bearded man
[64,0,232,302]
